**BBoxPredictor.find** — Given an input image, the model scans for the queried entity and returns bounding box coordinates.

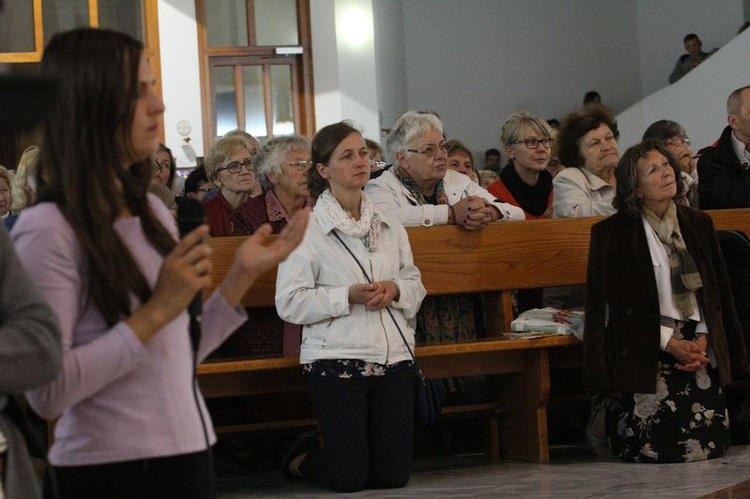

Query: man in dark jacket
[698,85,750,209]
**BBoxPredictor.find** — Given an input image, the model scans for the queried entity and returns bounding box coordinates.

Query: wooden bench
[198,208,750,463]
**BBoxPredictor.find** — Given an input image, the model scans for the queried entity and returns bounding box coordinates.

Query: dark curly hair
[613,140,684,219]
[308,121,361,200]
[558,105,618,168]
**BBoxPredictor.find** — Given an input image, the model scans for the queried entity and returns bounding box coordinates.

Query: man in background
[669,33,715,83]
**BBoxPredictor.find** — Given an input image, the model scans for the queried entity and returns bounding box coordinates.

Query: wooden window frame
[196,0,315,146]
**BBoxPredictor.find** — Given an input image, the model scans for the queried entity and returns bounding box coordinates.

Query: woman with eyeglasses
[203,135,262,236]
[488,112,555,220]
[153,143,176,189]
[227,135,313,358]
[643,120,699,207]
[366,110,524,228]
[232,134,312,236]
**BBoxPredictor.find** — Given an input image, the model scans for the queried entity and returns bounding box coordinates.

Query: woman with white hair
[365,110,524,228]
[232,134,312,236]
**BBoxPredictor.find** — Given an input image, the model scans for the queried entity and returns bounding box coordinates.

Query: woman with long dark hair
[12,28,307,498]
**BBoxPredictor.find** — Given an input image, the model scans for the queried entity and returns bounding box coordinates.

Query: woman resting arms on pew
[584,140,748,462]
[275,121,426,492]
[12,28,308,498]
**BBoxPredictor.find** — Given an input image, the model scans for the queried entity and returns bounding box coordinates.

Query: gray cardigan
[0,225,61,498]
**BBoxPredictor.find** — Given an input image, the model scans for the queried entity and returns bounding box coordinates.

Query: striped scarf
[394,166,448,206]
[643,202,703,319]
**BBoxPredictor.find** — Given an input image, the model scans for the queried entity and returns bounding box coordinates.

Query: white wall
[617,29,750,154]
[635,0,743,97]
[155,0,746,166]
[372,0,408,146]
[158,0,203,168]
[311,0,380,139]
[392,0,642,163]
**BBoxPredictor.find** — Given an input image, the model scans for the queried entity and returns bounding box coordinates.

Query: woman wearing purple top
[11,28,307,498]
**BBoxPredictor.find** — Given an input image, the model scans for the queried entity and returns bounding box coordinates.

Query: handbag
[331,231,441,426]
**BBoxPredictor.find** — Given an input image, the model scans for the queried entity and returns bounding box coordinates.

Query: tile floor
[216,442,750,498]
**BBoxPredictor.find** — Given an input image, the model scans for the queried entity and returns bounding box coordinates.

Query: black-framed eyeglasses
[406,141,449,158]
[195,187,213,193]
[285,160,313,171]
[664,135,691,147]
[217,158,254,174]
[369,160,387,169]
[510,137,555,150]
[153,159,171,174]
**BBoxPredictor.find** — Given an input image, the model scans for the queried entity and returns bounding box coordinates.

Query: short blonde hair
[11,145,38,213]
[500,111,552,147]
[204,136,253,182]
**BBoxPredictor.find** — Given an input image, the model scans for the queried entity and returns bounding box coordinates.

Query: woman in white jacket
[276,121,426,493]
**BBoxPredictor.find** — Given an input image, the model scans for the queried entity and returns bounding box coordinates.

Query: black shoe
[281,431,320,481]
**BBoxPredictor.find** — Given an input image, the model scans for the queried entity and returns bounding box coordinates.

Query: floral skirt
[609,351,729,463]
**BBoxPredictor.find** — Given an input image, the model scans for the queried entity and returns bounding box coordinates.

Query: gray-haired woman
[232,134,312,236]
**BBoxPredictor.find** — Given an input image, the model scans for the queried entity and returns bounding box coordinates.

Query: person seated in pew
[446,139,479,184]
[203,135,262,236]
[227,134,313,358]
[367,110,519,403]
[366,110,524,227]
[276,121,426,492]
[584,139,749,462]
[487,111,555,313]
[488,111,555,220]
[546,105,620,310]
[642,119,699,207]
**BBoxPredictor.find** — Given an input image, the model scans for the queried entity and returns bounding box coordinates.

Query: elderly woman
[585,140,748,463]
[276,122,425,492]
[643,119,699,207]
[203,135,262,236]
[11,145,38,214]
[553,105,619,218]
[488,112,554,219]
[232,134,312,236]
[0,166,13,229]
[366,110,524,228]
[446,139,479,183]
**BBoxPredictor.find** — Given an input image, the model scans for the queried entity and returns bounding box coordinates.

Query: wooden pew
[198,208,750,463]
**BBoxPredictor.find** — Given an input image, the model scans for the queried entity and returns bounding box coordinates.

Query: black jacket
[584,206,749,396]
[698,126,750,209]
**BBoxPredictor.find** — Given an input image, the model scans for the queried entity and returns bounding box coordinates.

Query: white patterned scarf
[317,188,382,251]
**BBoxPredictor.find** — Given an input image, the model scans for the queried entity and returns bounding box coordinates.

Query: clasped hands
[665,335,710,372]
[349,281,400,311]
[452,196,500,230]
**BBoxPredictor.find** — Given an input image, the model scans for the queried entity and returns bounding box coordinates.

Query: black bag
[415,368,441,426]
[332,231,441,426]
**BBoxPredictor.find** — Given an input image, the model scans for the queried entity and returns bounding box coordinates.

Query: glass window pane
[42,0,89,47]
[243,66,266,140]
[255,0,299,46]
[98,1,144,43]
[270,65,294,136]
[206,1,248,47]
[213,66,238,137]
[0,1,35,52]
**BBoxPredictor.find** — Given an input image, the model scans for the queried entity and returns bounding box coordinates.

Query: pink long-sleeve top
[11,195,247,466]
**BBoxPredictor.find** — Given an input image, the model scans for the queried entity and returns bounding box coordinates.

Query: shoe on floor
[281,431,320,480]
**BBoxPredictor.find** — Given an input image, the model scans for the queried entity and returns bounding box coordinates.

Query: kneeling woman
[276,122,426,492]
[584,140,748,463]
